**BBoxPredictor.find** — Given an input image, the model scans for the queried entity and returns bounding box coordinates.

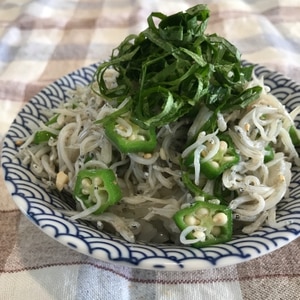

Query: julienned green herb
[94,4,262,130]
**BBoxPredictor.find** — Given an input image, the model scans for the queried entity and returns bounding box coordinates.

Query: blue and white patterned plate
[1,63,300,271]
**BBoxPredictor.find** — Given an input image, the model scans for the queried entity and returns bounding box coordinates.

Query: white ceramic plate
[1,62,300,271]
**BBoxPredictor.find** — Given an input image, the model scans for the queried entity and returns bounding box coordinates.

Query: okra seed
[195,207,209,217]
[211,226,221,236]
[212,212,228,226]
[194,196,205,202]
[143,153,153,159]
[93,177,103,186]
[192,230,206,241]
[81,188,90,195]
[81,178,92,189]
[278,174,285,182]
[159,148,167,160]
[128,134,145,141]
[244,123,251,132]
[128,134,137,141]
[223,156,235,162]
[219,141,228,152]
[184,215,200,226]
[210,161,219,168]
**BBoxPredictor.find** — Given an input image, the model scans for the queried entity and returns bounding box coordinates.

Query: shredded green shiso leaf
[93,4,262,129]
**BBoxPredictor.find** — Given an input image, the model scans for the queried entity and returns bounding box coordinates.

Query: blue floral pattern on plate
[1,63,300,271]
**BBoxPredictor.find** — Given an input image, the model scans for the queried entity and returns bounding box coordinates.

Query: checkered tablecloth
[0,1,300,299]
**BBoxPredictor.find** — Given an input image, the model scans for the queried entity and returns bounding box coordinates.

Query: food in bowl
[16,4,300,248]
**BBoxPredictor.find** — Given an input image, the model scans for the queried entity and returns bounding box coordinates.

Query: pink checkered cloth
[1,1,299,299]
